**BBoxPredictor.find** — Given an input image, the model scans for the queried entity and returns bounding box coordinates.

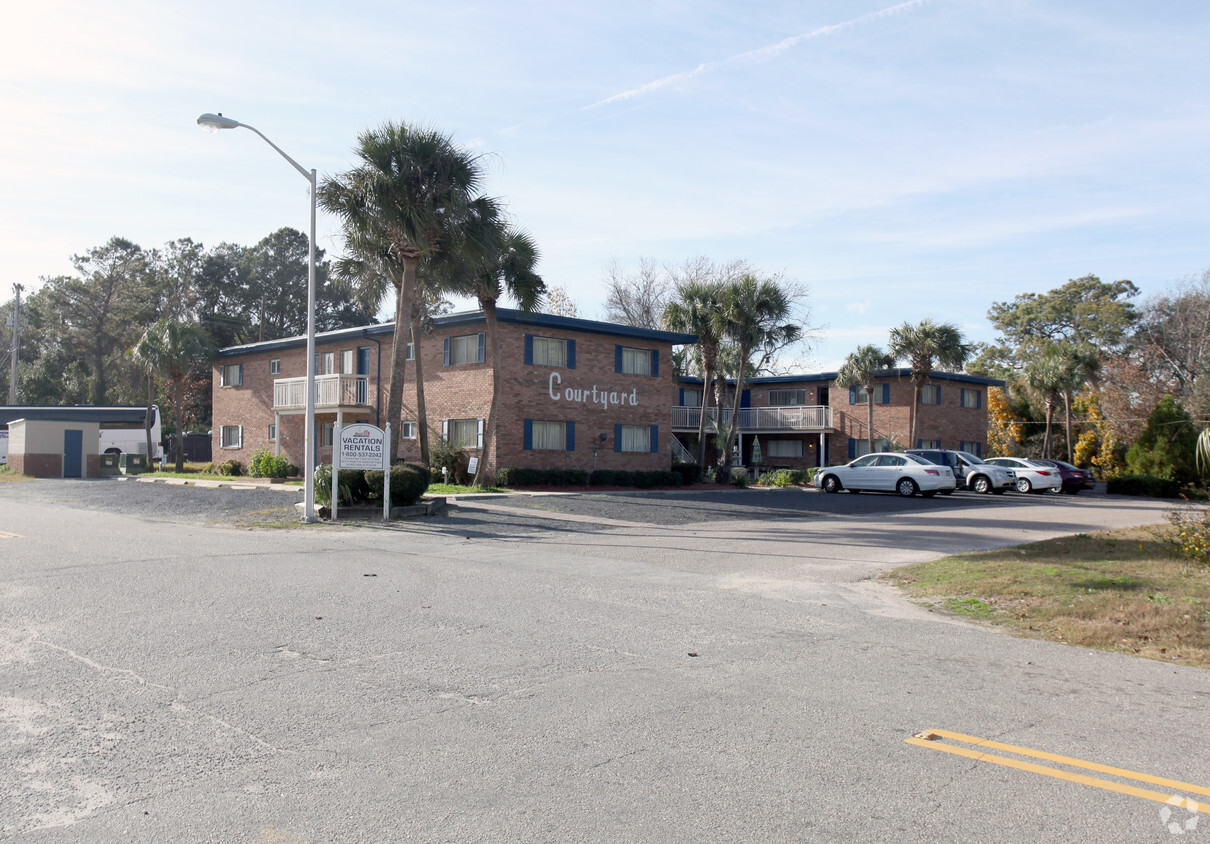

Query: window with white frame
[852,385,869,404]
[220,425,242,448]
[621,347,652,375]
[446,419,479,449]
[341,349,354,374]
[530,421,567,450]
[767,439,804,457]
[268,424,276,441]
[320,422,334,447]
[769,388,806,406]
[961,388,981,409]
[532,337,567,367]
[405,342,414,361]
[401,421,417,439]
[918,439,941,449]
[921,384,941,405]
[620,425,651,452]
[448,334,480,365]
[269,359,280,375]
[219,364,242,387]
[961,440,983,457]
[681,388,702,407]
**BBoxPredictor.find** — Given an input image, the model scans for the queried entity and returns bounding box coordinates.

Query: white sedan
[985,457,1063,493]
[817,452,958,498]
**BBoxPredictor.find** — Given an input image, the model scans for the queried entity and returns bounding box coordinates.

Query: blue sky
[2,0,1207,369]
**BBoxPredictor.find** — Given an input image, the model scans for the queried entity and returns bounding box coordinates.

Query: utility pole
[7,283,22,404]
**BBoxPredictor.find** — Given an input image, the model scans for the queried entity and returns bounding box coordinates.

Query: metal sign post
[383,423,391,522]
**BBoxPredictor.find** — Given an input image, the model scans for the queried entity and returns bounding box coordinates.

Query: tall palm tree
[663,280,726,467]
[717,275,801,468]
[1021,347,1068,459]
[433,197,545,486]
[132,319,215,471]
[834,344,894,457]
[319,122,485,462]
[887,319,970,446]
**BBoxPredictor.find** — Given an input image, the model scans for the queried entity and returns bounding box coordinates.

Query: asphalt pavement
[0,479,1205,842]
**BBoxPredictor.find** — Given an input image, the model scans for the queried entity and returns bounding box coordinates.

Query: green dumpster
[119,453,149,475]
[99,454,120,476]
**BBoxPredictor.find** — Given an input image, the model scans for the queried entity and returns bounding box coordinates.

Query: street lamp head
[197,112,241,133]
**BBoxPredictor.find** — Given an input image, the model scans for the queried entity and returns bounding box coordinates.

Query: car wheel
[971,475,991,494]
[820,474,841,494]
[896,477,918,497]
[1016,478,1033,493]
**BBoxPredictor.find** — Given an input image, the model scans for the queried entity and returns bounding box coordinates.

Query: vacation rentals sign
[548,372,640,410]
[338,424,386,470]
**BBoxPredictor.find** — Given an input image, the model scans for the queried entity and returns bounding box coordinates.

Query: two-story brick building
[212,309,694,476]
[672,369,1002,470]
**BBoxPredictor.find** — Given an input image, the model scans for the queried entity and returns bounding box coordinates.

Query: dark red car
[1031,459,1095,494]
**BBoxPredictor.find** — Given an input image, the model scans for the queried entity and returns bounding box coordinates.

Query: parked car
[905,449,1016,494]
[1030,459,1097,494]
[816,452,957,498]
[984,456,1063,493]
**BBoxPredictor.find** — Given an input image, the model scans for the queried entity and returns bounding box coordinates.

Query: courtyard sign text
[548,372,639,411]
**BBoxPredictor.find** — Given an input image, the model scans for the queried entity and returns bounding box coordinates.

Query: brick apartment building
[212,309,694,476]
[212,309,1000,477]
[673,369,1002,470]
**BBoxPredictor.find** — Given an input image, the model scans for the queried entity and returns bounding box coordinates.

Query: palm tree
[319,122,485,462]
[1057,344,1100,462]
[717,276,801,468]
[834,344,894,457]
[1021,347,1069,459]
[887,319,970,446]
[433,197,545,486]
[663,280,726,467]
[132,319,215,471]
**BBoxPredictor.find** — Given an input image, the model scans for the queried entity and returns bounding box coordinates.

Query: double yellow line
[907,728,1207,811]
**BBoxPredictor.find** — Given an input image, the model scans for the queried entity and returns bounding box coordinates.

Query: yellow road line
[907,729,1206,811]
[0,530,22,539]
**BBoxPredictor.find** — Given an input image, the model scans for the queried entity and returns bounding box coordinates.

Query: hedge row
[1105,474,1183,499]
[494,467,686,489]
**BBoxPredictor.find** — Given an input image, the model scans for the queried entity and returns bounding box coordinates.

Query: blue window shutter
[848,438,855,459]
[978,390,983,409]
[615,345,623,373]
[357,346,369,376]
[935,386,941,405]
[567,339,576,369]
[916,438,923,448]
[477,333,486,364]
[976,442,983,458]
[566,421,575,451]
[849,386,857,405]
[678,388,685,405]
[652,349,659,377]
[650,425,658,454]
[881,383,890,404]
[614,423,622,452]
[237,363,244,386]
[442,337,450,366]
[523,419,532,450]
[524,334,533,365]
[741,389,750,409]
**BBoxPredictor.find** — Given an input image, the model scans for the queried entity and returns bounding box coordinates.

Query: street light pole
[197,113,318,522]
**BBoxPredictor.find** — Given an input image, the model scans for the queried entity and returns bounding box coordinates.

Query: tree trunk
[866,382,876,455]
[723,348,749,468]
[384,260,416,464]
[475,299,501,488]
[144,375,155,464]
[413,314,429,466]
[171,381,186,473]
[909,380,921,447]
[1063,388,1074,461]
[696,361,713,468]
[1043,400,1055,459]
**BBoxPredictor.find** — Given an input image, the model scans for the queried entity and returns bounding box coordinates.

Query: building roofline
[677,369,1005,387]
[217,309,697,357]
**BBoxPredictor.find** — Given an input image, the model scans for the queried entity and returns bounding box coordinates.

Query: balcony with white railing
[273,375,371,412]
[671,405,833,432]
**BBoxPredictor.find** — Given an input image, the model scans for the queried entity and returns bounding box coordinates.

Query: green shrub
[1125,396,1199,483]
[806,467,820,483]
[1166,506,1210,565]
[758,469,807,487]
[671,462,702,485]
[494,467,587,487]
[729,467,749,487]
[248,447,291,478]
[217,459,243,477]
[1105,474,1182,498]
[429,438,469,484]
[364,464,430,506]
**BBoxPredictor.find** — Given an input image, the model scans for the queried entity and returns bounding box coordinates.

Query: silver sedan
[817,452,958,498]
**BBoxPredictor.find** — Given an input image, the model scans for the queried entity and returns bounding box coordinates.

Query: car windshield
[955,451,983,464]
[905,454,933,465]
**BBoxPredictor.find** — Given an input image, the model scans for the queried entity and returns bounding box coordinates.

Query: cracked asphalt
[1,478,1206,842]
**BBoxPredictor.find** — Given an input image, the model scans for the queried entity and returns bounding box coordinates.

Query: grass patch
[883,526,1210,668]
[426,483,506,495]
[143,470,231,481]
[0,465,32,482]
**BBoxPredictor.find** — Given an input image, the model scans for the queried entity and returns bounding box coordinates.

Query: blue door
[63,429,83,477]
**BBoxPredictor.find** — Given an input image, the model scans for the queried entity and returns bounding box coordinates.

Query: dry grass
[883,526,1210,668]
[0,465,32,483]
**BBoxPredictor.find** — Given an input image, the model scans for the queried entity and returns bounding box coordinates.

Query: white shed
[7,418,100,478]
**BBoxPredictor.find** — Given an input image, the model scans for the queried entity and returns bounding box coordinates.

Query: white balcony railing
[273,375,370,411]
[671,405,833,432]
